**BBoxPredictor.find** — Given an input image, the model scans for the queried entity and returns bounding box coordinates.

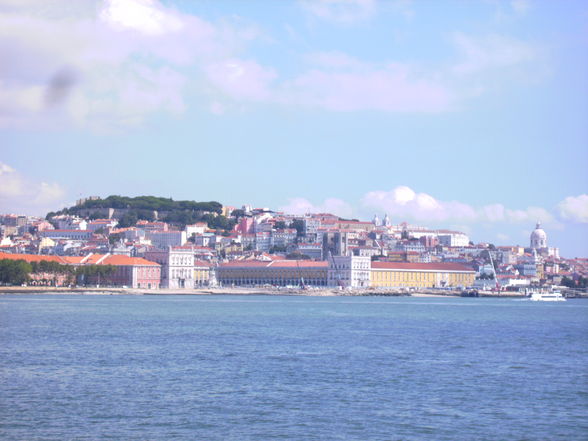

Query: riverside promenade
[0,286,535,298]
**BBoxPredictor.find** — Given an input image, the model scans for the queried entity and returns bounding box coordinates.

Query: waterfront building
[145,246,194,288]
[0,252,160,288]
[92,255,161,289]
[328,255,371,288]
[194,260,212,286]
[370,262,476,289]
[217,260,328,287]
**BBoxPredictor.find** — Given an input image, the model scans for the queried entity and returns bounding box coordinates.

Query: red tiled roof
[0,252,67,263]
[270,260,328,268]
[220,259,327,269]
[102,255,159,266]
[41,229,92,233]
[221,260,268,268]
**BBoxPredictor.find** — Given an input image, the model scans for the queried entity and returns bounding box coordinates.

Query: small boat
[461,289,479,297]
[528,288,566,302]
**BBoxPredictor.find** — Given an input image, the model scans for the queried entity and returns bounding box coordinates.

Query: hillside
[46,196,234,230]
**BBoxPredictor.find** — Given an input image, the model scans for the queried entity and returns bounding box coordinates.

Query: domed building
[530,222,547,249]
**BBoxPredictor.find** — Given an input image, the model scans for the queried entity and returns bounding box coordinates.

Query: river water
[1,294,587,440]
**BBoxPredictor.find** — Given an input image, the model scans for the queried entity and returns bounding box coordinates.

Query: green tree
[290,219,305,237]
[269,245,287,253]
[0,259,32,285]
[118,212,138,228]
[286,252,311,260]
[274,221,287,230]
[231,209,245,219]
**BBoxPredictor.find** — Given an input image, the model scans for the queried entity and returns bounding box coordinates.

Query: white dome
[530,222,547,248]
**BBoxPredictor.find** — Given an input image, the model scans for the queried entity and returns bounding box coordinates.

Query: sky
[1,0,587,257]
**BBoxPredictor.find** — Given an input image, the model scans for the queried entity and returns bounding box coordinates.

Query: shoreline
[0,286,532,298]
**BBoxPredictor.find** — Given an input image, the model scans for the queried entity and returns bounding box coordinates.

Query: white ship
[528,288,566,302]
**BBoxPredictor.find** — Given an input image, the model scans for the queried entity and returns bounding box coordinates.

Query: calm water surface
[1,294,587,441]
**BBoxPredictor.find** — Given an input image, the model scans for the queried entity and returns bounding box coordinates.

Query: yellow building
[194,260,212,286]
[371,262,475,289]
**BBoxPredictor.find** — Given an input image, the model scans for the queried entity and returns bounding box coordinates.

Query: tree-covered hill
[46,196,233,230]
[54,195,222,214]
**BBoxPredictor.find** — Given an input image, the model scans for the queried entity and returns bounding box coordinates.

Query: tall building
[322,232,349,257]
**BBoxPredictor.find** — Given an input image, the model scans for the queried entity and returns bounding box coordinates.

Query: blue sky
[1,0,587,256]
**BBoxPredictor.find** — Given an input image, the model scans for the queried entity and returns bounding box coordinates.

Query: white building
[271,229,297,248]
[144,246,194,289]
[87,219,118,232]
[185,223,207,238]
[438,232,470,247]
[147,230,186,248]
[52,215,87,230]
[328,255,371,288]
[255,231,271,251]
[530,222,547,249]
[529,222,559,258]
[40,229,93,240]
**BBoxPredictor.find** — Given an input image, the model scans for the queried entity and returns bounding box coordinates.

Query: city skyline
[1,0,587,256]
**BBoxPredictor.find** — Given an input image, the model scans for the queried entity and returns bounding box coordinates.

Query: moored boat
[528,288,566,302]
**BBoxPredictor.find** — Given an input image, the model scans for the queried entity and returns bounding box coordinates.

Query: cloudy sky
[1,0,587,256]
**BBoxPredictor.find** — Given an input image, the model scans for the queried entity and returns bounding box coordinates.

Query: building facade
[328,255,371,288]
[218,260,328,287]
[370,262,475,289]
[145,246,194,288]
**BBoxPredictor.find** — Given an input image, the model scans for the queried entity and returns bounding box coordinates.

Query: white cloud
[100,0,184,35]
[0,161,66,214]
[282,63,454,112]
[0,1,548,127]
[205,59,277,102]
[362,186,475,222]
[299,0,376,24]
[361,185,558,226]
[279,197,354,219]
[452,32,537,75]
[496,232,510,242]
[0,0,255,130]
[511,0,531,15]
[558,195,588,223]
